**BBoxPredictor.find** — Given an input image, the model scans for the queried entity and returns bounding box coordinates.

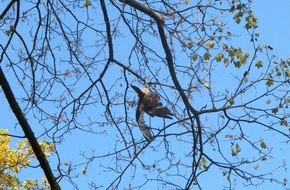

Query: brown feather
[131,84,174,140]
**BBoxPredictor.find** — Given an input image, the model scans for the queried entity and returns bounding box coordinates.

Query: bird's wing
[142,93,160,113]
[143,93,174,119]
[147,106,174,119]
[155,106,174,119]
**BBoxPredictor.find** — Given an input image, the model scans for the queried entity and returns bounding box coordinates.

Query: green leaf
[266,77,274,86]
[201,157,208,170]
[187,40,193,48]
[267,45,273,50]
[237,3,245,9]
[283,178,288,186]
[285,69,290,77]
[215,53,224,62]
[206,40,215,48]
[233,12,243,24]
[198,157,208,170]
[82,167,87,175]
[235,143,241,153]
[231,149,237,156]
[191,53,198,61]
[229,97,235,105]
[280,118,288,126]
[222,171,227,176]
[224,58,229,67]
[229,5,235,13]
[234,61,241,68]
[198,160,202,169]
[228,49,234,57]
[183,39,194,48]
[271,107,278,114]
[5,29,12,36]
[83,0,92,8]
[232,143,241,156]
[222,43,229,51]
[245,13,258,29]
[192,181,198,185]
[243,52,249,59]
[204,51,211,60]
[255,60,263,68]
[260,140,267,149]
[225,134,233,138]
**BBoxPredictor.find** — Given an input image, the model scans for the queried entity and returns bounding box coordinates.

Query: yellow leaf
[203,82,210,89]
[82,167,87,174]
[235,143,241,153]
[206,40,214,48]
[253,163,259,170]
[229,97,235,105]
[0,129,53,189]
[231,149,237,156]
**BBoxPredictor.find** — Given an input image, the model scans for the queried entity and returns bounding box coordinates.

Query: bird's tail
[148,106,174,119]
[137,111,153,141]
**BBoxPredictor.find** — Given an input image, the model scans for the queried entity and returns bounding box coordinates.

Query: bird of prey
[130,84,174,141]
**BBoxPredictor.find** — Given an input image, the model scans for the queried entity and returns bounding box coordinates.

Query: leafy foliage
[0,130,53,189]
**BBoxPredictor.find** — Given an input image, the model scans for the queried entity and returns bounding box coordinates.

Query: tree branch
[119,0,197,115]
[118,2,204,187]
[0,67,60,190]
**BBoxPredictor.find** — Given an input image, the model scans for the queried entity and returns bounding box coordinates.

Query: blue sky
[252,0,290,58]
[1,0,290,189]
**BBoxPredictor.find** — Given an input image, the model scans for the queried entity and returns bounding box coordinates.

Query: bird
[130,84,174,140]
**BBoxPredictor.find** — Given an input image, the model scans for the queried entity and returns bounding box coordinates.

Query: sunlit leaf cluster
[0,129,52,189]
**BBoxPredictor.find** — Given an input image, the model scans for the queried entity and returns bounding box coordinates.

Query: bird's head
[140,87,150,95]
[130,84,150,97]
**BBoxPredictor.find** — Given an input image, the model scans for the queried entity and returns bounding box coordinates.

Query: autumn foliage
[0,129,53,189]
